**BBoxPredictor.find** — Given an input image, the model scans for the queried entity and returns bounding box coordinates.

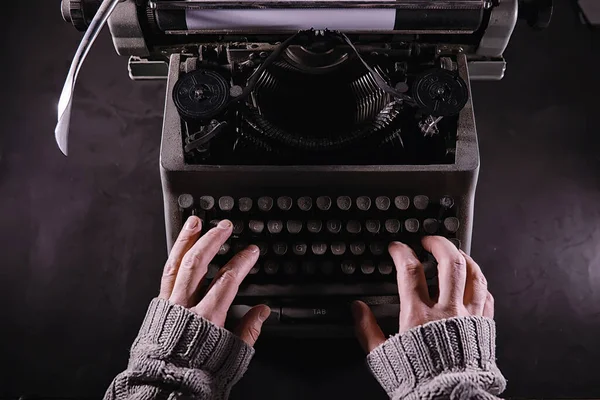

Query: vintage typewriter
[57,0,552,334]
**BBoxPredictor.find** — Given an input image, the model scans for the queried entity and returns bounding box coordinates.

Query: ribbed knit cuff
[131,298,254,386]
[367,316,506,399]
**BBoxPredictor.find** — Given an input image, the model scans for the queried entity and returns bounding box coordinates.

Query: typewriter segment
[171,31,468,166]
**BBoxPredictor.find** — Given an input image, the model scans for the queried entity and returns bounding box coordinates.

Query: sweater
[104,298,506,400]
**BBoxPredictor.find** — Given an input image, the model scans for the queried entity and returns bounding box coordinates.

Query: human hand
[159,216,270,346]
[353,236,494,353]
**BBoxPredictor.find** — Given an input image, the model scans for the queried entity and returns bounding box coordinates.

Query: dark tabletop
[1,0,599,398]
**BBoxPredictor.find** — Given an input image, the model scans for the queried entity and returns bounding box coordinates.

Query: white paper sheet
[185,8,396,31]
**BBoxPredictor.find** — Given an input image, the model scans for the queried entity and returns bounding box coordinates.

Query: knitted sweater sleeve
[103,298,254,400]
[367,316,507,400]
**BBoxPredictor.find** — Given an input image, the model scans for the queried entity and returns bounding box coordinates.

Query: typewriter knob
[412,68,468,117]
[519,0,554,30]
[61,0,101,32]
[173,69,230,121]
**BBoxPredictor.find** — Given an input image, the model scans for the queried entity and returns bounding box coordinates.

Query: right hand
[352,236,494,353]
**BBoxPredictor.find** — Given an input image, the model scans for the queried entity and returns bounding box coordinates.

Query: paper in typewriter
[185,0,396,31]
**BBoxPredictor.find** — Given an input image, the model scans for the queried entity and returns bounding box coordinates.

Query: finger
[460,250,488,315]
[422,236,467,307]
[169,220,233,307]
[388,242,430,305]
[235,305,271,347]
[483,292,494,319]
[159,216,202,299]
[194,245,260,326]
[352,301,386,353]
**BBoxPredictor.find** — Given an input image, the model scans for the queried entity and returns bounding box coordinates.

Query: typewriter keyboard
[179,194,460,296]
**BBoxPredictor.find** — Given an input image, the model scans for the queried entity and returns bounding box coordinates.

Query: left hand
[158,215,271,346]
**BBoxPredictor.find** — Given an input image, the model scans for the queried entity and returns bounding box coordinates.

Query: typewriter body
[58,0,550,334]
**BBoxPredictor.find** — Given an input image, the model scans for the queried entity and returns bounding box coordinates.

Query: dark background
[1,0,599,398]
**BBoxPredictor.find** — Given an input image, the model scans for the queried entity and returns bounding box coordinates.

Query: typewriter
[57,0,552,334]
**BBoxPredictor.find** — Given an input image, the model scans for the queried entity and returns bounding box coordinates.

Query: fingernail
[247,245,259,253]
[259,306,271,322]
[185,217,199,230]
[218,220,232,230]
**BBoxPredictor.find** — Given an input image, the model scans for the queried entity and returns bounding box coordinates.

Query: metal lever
[55,0,121,156]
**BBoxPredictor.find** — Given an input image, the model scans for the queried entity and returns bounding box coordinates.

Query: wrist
[367,316,506,398]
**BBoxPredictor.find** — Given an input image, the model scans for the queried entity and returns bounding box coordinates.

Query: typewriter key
[307,220,323,234]
[341,261,356,275]
[365,220,381,234]
[356,196,371,211]
[412,68,468,117]
[178,194,194,210]
[444,217,460,233]
[423,218,440,234]
[172,69,230,120]
[316,196,332,211]
[350,242,366,256]
[361,261,375,275]
[404,218,420,233]
[375,196,391,211]
[394,196,410,211]
[378,261,394,275]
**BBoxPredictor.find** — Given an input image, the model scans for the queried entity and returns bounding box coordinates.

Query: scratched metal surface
[0,0,599,398]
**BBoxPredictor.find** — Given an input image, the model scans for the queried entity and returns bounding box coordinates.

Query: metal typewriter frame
[160,52,479,256]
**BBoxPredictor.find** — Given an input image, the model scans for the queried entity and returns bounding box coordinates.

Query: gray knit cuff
[367,316,506,399]
[131,298,255,387]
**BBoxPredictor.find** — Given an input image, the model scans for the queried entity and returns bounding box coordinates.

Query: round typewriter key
[378,261,394,275]
[287,220,303,234]
[198,196,215,211]
[283,261,298,275]
[256,242,268,256]
[404,218,420,233]
[440,196,454,208]
[449,238,461,249]
[326,220,342,234]
[273,242,288,256]
[369,242,385,256]
[350,242,366,256]
[267,220,283,234]
[423,218,440,234]
[172,69,230,120]
[293,242,307,256]
[264,260,279,275]
[331,242,347,256]
[341,261,356,275]
[297,196,312,211]
[444,217,460,233]
[258,196,273,211]
[277,196,293,211]
[249,220,265,234]
[218,243,230,255]
[316,196,332,211]
[361,261,376,275]
[356,196,371,211]
[413,195,429,210]
[385,219,401,234]
[365,220,381,234]
[249,263,260,275]
[375,196,391,211]
[232,220,244,235]
[321,261,334,275]
[302,261,316,275]
[238,197,253,212]
[178,194,194,210]
[394,196,410,211]
[218,196,234,211]
[346,220,362,234]
[337,196,352,211]
[311,242,328,256]
[206,263,220,279]
[307,220,322,233]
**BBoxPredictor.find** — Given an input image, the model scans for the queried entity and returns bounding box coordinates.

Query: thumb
[352,301,386,353]
[235,305,271,347]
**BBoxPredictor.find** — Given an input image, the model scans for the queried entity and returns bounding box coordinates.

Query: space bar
[237,282,399,297]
